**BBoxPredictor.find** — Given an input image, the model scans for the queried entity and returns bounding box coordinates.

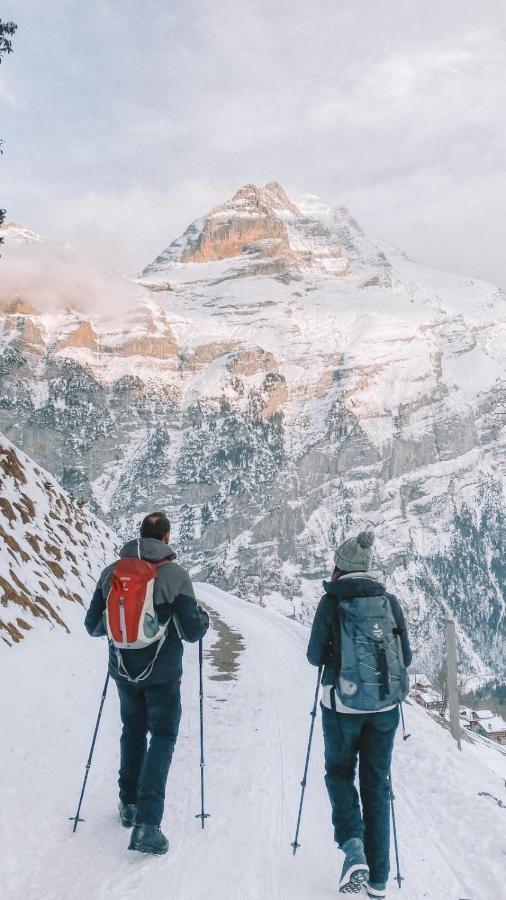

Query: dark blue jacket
[307,575,412,687]
[85,538,209,685]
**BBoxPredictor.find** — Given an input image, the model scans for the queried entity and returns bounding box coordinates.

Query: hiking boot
[128,824,169,855]
[118,801,137,828]
[339,837,369,894]
[367,883,387,898]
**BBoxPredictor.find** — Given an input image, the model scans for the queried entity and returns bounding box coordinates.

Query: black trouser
[322,703,399,885]
[116,678,182,827]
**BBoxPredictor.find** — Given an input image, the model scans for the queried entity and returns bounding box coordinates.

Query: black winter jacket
[307,575,412,688]
[85,538,209,685]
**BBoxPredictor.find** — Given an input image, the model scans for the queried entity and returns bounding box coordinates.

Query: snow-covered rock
[0,183,505,677]
[0,432,118,646]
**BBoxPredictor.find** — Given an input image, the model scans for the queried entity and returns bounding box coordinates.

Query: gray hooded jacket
[85,538,209,684]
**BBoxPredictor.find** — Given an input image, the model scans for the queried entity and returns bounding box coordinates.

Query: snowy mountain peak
[143,181,351,282]
[0,221,44,246]
[222,181,301,219]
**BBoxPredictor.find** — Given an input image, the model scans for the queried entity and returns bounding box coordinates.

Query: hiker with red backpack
[85,511,209,855]
[307,531,412,897]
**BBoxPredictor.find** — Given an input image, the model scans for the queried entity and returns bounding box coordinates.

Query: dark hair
[140,511,171,541]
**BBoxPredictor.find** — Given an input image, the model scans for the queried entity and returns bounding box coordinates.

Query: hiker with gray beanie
[307,531,412,897]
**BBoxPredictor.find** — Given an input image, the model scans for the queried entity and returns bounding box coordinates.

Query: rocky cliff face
[0,433,118,647]
[1,185,505,676]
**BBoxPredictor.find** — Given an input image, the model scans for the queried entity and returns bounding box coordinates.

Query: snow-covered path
[2,584,505,899]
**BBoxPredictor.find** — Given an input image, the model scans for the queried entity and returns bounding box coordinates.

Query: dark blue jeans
[322,703,399,884]
[116,678,182,827]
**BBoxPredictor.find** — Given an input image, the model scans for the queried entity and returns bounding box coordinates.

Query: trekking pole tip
[291,840,300,855]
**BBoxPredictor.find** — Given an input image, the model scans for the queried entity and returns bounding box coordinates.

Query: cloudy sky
[1,0,505,285]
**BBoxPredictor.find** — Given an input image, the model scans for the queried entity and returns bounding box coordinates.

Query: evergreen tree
[0,20,16,60]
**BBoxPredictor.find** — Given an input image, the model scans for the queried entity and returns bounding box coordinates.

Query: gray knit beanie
[334,530,375,573]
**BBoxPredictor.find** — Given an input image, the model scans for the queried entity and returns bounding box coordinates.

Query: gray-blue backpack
[336,594,408,711]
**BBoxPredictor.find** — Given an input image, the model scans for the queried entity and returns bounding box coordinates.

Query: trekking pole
[400,703,411,741]
[195,638,210,829]
[291,665,322,855]
[69,672,110,833]
[389,772,404,888]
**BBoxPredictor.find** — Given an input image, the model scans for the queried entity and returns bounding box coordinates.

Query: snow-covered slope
[0,221,44,245]
[0,432,118,646]
[0,184,505,677]
[1,584,504,899]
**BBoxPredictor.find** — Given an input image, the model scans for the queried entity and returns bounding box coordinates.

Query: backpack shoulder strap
[386,593,406,635]
[328,598,343,668]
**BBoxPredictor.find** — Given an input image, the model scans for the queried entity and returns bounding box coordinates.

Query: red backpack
[105,548,172,682]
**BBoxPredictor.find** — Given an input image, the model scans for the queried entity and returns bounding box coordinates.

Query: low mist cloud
[0,239,143,316]
[44,178,225,276]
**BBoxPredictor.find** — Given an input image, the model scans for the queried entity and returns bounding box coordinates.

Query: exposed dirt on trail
[201,603,245,682]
